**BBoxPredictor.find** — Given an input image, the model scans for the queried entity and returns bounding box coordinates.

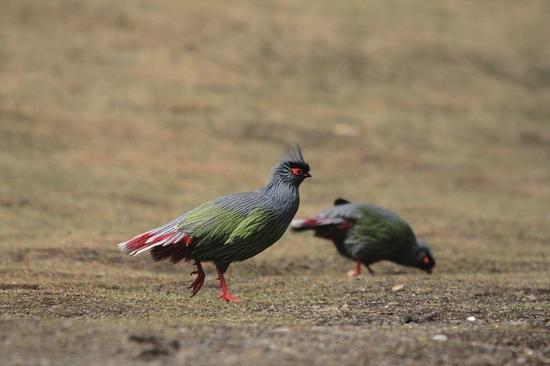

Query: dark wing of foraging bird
[291,198,435,276]
[118,145,311,302]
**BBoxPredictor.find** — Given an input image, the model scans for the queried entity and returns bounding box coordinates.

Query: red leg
[347,261,362,277]
[216,266,239,302]
[188,260,205,297]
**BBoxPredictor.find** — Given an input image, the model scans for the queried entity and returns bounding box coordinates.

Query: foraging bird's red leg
[189,261,205,297]
[366,264,375,276]
[347,261,362,277]
[216,266,239,302]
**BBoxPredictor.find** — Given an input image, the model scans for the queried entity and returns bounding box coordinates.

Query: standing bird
[118,146,311,302]
[290,198,435,276]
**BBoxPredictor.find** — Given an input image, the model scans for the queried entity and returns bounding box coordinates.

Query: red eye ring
[423,256,431,265]
[291,167,303,176]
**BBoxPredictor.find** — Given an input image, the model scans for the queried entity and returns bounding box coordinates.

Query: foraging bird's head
[272,145,311,186]
[414,241,436,274]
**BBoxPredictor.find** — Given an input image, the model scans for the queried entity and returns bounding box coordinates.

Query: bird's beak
[426,268,433,275]
[304,173,312,178]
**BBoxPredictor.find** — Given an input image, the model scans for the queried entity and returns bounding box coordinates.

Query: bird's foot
[216,266,239,302]
[219,291,239,303]
[347,269,361,277]
[347,262,362,278]
[188,261,205,297]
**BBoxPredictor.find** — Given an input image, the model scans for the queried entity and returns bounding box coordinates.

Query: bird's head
[272,144,311,186]
[414,241,436,274]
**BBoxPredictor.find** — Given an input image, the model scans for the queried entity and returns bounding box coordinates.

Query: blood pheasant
[119,146,311,302]
[291,198,435,276]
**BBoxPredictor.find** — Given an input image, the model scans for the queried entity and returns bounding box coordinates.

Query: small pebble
[272,327,291,334]
[391,284,404,292]
[341,303,349,310]
[432,334,448,342]
[467,316,476,322]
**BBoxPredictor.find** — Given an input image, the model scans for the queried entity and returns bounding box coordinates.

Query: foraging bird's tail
[291,199,355,240]
[118,219,192,257]
[290,198,353,232]
[290,217,344,232]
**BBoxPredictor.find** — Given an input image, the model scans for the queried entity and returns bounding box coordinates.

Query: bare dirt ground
[1,1,549,365]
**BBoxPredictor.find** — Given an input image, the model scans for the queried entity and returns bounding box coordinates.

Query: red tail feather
[302,218,320,226]
[118,228,192,256]
[290,216,353,240]
[289,218,319,231]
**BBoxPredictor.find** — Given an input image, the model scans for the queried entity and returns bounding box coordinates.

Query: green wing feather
[225,209,273,245]
[344,205,415,260]
[177,202,243,242]
[176,202,278,263]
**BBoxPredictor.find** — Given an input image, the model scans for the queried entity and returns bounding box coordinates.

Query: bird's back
[345,204,417,264]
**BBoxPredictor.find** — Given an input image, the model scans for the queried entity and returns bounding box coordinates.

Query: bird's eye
[291,167,303,176]
[423,255,431,265]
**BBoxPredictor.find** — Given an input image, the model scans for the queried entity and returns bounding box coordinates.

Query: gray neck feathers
[260,165,300,207]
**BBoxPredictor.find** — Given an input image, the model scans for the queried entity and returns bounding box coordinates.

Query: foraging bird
[118,146,311,302]
[290,198,435,276]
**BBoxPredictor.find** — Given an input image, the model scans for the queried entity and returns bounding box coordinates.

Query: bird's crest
[282,144,308,169]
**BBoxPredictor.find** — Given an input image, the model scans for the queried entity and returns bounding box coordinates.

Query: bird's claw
[219,292,239,303]
[347,269,361,278]
[189,275,205,297]
[347,262,362,278]
[188,261,205,297]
